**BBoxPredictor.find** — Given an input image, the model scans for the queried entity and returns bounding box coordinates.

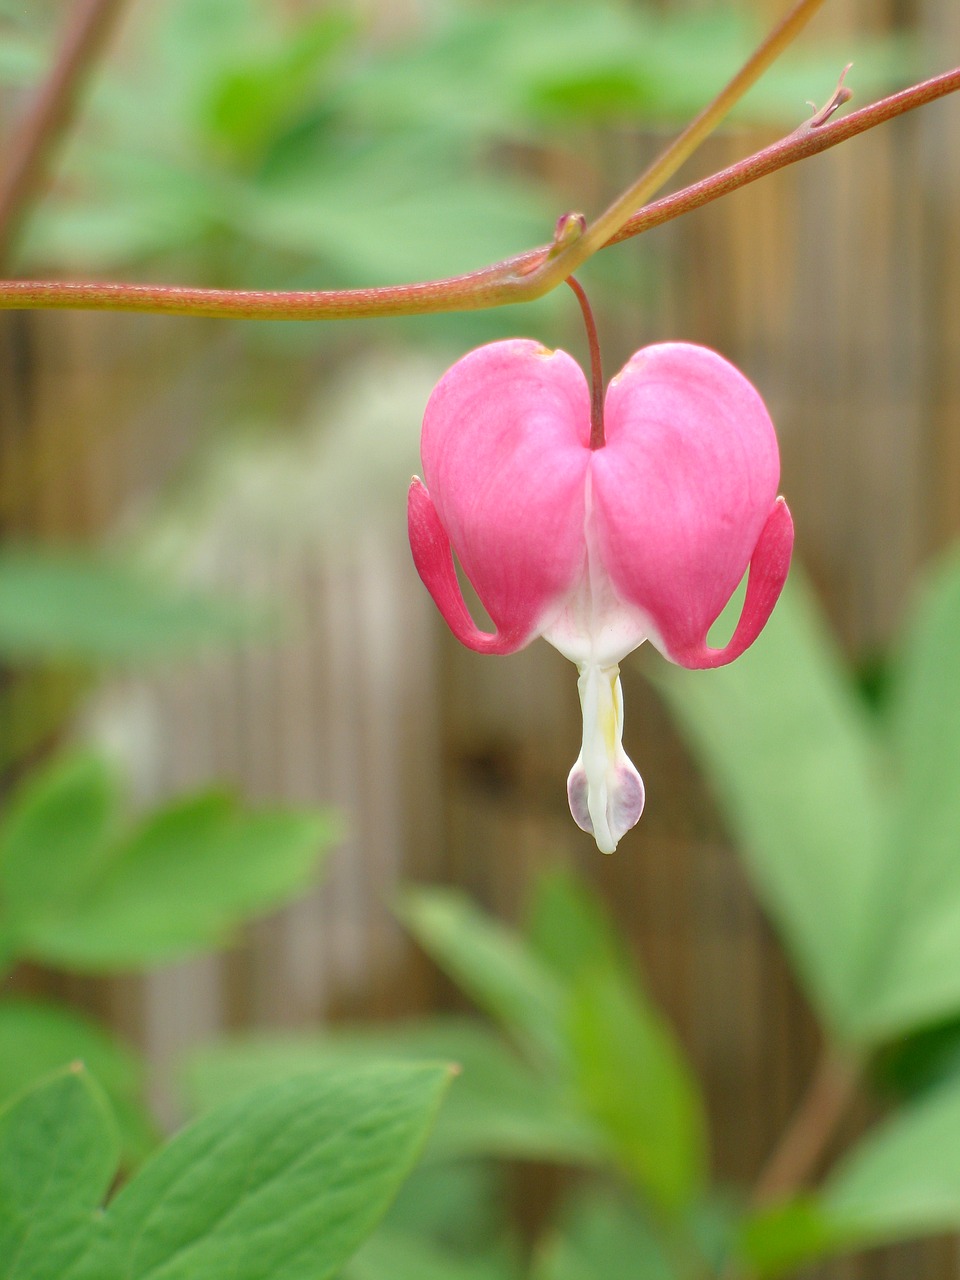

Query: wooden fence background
[2,0,960,1276]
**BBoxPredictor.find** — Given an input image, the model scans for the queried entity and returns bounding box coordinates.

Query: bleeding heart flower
[408,339,793,853]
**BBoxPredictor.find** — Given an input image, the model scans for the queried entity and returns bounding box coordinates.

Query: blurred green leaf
[736,1197,847,1279]
[201,12,355,160]
[852,551,960,1039]
[533,1188,676,1280]
[0,755,115,931]
[526,868,707,1213]
[873,1015,960,1100]
[0,1067,119,1280]
[345,1228,518,1280]
[649,574,886,1040]
[233,143,548,286]
[22,792,335,971]
[0,1000,155,1166]
[0,750,335,972]
[0,548,259,664]
[379,1160,509,1255]
[183,1017,605,1167]
[654,555,960,1047]
[0,32,44,86]
[822,1071,960,1245]
[397,889,567,1068]
[525,868,628,983]
[567,966,707,1215]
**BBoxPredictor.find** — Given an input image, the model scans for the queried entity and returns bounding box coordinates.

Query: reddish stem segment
[0,0,127,265]
[752,1046,860,1205]
[608,64,960,248]
[0,66,955,318]
[566,277,605,449]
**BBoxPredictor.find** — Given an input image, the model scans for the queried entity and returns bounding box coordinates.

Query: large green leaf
[852,551,960,1038]
[0,1067,119,1280]
[649,574,886,1039]
[397,889,567,1068]
[0,549,257,664]
[182,1017,605,1166]
[1,1063,451,1280]
[0,1000,154,1165]
[653,554,960,1046]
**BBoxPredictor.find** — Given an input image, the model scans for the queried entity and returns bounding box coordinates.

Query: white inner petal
[541,470,649,667]
[566,664,644,853]
[540,472,647,852]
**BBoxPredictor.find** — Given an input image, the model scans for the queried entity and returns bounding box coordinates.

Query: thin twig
[609,63,960,246]
[0,61,955,319]
[523,0,830,294]
[0,0,127,265]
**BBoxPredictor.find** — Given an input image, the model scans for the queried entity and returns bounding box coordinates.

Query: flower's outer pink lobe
[592,343,788,667]
[416,340,590,653]
[408,478,528,653]
[674,496,794,669]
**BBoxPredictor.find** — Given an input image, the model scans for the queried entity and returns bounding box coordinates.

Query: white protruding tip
[566,664,644,853]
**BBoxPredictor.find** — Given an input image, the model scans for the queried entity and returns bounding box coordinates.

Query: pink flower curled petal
[593,342,790,668]
[408,338,792,853]
[415,339,592,652]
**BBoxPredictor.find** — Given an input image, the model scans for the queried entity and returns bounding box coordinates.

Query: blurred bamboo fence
[2,0,960,1276]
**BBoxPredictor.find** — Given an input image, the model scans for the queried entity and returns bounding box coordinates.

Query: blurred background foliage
[0,0,958,1278]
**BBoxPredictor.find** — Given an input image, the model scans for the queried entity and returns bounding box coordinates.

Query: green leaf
[741,1073,960,1274]
[25,793,336,970]
[0,1066,120,1280]
[567,966,707,1214]
[0,749,335,972]
[852,550,960,1038]
[0,1000,155,1166]
[346,1228,518,1280]
[235,149,549,287]
[649,573,886,1039]
[397,889,566,1068]
[0,548,258,664]
[379,1160,510,1259]
[0,756,116,943]
[525,868,707,1212]
[736,1198,847,1278]
[182,1017,605,1166]
[525,867,629,984]
[872,1015,960,1100]
[533,1188,676,1280]
[72,1063,453,1280]
[823,1072,960,1243]
[200,12,356,160]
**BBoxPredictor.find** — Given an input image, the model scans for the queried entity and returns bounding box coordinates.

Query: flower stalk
[566,278,605,450]
[0,3,954,321]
